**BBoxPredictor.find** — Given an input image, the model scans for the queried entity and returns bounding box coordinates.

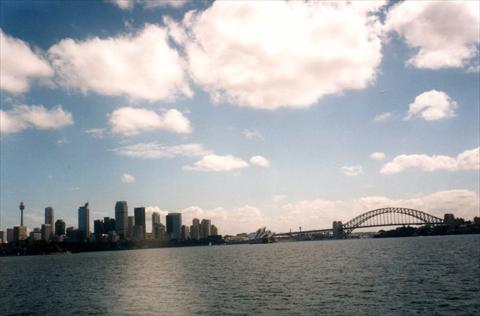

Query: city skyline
[1,1,479,235]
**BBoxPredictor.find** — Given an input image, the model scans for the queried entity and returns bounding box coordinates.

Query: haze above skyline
[1,0,479,234]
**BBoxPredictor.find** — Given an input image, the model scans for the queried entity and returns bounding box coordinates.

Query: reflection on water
[1,235,479,315]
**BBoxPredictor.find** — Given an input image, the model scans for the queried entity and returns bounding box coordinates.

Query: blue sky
[1,0,479,234]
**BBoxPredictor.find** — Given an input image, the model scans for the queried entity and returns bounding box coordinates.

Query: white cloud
[85,128,107,139]
[0,29,53,93]
[381,147,480,175]
[184,154,249,172]
[405,90,457,121]
[386,1,479,70]
[109,107,191,136]
[121,173,135,183]
[48,24,191,101]
[353,190,480,221]
[113,142,210,159]
[249,155,270,168]
[243,128,264,140]
[370,152,385,160]
[110,0,186,10]
[172,1,385,109]
[340,165,364,176]
[0,104,73,135]
[272,194,287,203]
[373,112,392,122]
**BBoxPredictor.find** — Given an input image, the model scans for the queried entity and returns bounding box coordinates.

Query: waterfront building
[166,213,182,241]
[152,212,161,232]
[153,222,166,240]
[133,225,144,241]
[200,219,211,239]
[13,226,27,241]
[55,219,66,236]
[45,206,54,227]
[115,201,128,240]
[191,218,200,240]
[103,217,116,233]
[66,226,78,242]
[0,230,3,243]
[181,225,190,241]
[78,202,90,241]
[94,220,103,240]
[134,207,146,240]
[127,216,134,239]
[41,224,53,241]
[211,225,218,236]
[7,228,14,243]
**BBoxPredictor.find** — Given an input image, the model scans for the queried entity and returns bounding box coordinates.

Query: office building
[41,224,53,241]
[211,225,218,236]
[115,201,128,239]
[166,213,182,241]
[78,202,90,241]
[0,230,4,243]
[152,212,161,231]
[7,228,14,243]
[55,219,66,236]
[45,206,54,227]
[153,222,166,240]
[200,219,211,239]
[13,226,27,241]
[134,207,146,240]
[29,228,42,241]
[191,218,200,240]
[127,216,134,239]
[103,217,116,233]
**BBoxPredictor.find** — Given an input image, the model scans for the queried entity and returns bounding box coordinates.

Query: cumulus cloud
[184,154,249,172]
[109,107,191,136]
[373,112,392,122]
[249,155,270,168]
[0,29,53,93]
[405,90,457,121]
[0,104,73,135]
[381,147,480,175]
[110,0,186,10]
[170,1,385,109]
[353,190,480,221]
[370,152,385,160]
[386,1,479,70]
[121,173,135,183]
[340,165,364,176]
[48,24,191,101]
[113,142,210,159]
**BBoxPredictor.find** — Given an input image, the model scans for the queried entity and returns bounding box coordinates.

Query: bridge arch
[342,207,443,235]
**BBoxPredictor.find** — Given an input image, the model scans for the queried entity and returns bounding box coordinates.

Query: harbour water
[1,235,479,315]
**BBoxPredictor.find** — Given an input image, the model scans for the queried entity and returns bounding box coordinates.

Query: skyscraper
[211,225,218,236]
[127,216,134,239]
[191,218,200,240]
[45,207,54,227]
[41,224,52,241]
[55,219,66,236]
[134,207,146,240]
[166,213,182,241]
[78,202,90,241]
[152,212,161,232]
[13,226,27,241]
[200,219,211,239]
[181,225,190,241]
[115,201,128,239]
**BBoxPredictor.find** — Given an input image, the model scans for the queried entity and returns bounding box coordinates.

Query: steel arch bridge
[342,207,443,235]
[273,207,444,238]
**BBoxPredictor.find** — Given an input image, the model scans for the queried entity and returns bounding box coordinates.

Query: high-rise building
[103,217,116,233]
[13,226,27,241]
[55,219,66,236]
[181,225,190,241]
[0,231,4,243]
[78,202,90,241]
[152,212,161,231]
[191,218,200,240]
[45,206,54,227]
[41,224,53,241]
[166,213,182,241]
[211,225,218,236]
[200,219,211,239]
[29,228,42,241]
[134,207,146,240]
[6,228,14,243]
[127,216,134,239]
[153,222,166,240]
[115,201,128,239]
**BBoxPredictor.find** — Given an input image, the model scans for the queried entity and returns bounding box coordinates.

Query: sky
[0,0,479,235]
